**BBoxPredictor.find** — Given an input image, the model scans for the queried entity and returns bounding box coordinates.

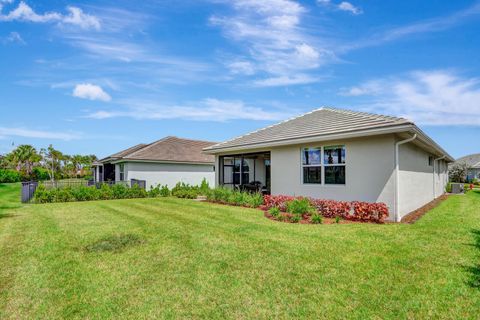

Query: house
[203,108,453,222]
[93,136,216,189]
[453,153,480,182]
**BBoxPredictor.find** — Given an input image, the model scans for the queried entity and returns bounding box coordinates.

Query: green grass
[0,183,479,319]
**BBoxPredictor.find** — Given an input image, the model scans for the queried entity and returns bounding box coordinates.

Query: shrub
[159,185,170,197]
[311,213,323,224]
[268,206,280,218]
[311,199,351,218]
[111,184,129,199]
[286,198,315,215]
[200,178,210,195]
[34,185,53,203]
[335,216,341,224]
[290,214,301,223]
[263,195,296,211]
[445,182,452,193]
[31,167,50,181]
[171,182,200,199]
[351,201,389,223]
[0,169,22,183]
[245,192,264,208]
[99,183,114,200]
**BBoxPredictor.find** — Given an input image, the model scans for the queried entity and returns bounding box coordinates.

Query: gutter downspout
[394,134,417,222]
[433,155,446,198]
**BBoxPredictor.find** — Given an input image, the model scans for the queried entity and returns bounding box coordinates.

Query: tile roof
[102,136,216,164]
[205,107,412,151]
[454,153,480,168]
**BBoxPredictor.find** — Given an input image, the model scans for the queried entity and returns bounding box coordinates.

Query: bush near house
[263,195,389,223]
[205,187,263,208]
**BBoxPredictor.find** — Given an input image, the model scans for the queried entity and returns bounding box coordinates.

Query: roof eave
[110,158,214,165]
[203,124,415,154]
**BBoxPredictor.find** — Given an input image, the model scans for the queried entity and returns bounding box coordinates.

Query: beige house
[204,108,453,221]
[93,136,216,189]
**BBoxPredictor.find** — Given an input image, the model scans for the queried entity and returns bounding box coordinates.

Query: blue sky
[1,0,479,158]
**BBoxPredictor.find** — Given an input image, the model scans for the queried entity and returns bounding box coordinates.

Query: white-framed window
[301,145,346,185]
[302,147,322,184]
[119,163,125,181]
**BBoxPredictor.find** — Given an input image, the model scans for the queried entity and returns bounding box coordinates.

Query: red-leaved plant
[262,195,389,223]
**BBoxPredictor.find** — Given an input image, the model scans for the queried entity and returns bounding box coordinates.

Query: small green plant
[311,213,323,224]
[269,206,280,218]
[290,214,301,223]
[159,185,170,197]
[335,216,341,224]
[445,182,452,193]
[286,198,315,215]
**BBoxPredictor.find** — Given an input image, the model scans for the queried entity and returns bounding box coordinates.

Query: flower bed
[262,195,389,224]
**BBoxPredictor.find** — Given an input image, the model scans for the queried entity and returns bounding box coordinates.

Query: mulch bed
[400,194,450,224]
[263,212,382,225]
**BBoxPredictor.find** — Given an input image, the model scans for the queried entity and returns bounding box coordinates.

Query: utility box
[451,183,464,194]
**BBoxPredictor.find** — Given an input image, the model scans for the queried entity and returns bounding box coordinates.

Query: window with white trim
[324,146,346,184]
[302,147,322,184]
[119,163,125,181]
[301,145,346,185]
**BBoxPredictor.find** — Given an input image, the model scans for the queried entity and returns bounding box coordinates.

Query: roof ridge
[125,136,217,159]
[124,137,171,158]
[322,106,410,123]
[206,107,326,150]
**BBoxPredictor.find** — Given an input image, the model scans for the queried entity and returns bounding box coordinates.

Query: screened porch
[219,152,270,194]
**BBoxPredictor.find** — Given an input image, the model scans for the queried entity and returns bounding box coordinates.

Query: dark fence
[21,179,147,203]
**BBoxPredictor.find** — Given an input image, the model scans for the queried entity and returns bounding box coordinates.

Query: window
[119,163,125,181]
[302,147,322,184]
[324,146,346,184]
[428,156,434,166]
[302,146,346,185]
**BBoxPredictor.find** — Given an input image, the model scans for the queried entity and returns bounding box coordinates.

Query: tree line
[0,144,97,183]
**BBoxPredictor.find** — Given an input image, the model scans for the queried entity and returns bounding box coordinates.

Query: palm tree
[10,145,38,175]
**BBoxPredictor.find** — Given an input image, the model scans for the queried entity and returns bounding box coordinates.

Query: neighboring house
[93,136,216,189]
[453,153,480,181]
[204,108,453,222]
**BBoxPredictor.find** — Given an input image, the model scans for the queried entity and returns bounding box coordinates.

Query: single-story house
[203,107,453,222]
[93,136,216,189]
[453,153,480,181]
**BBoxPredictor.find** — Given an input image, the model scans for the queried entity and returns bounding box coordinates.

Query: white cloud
[87,98,296,122]
[0,1,100,30]
[62,6,101,30]
[211,0,333,86]
[73,83,111,102]
[337,2,362,15]
[227,60,256,75]
[342,70,480,125]
[2,31,24,44]
[253,74,318,87]
[0,127,80,141]
[343,2,480,51]
[340,80,383,96]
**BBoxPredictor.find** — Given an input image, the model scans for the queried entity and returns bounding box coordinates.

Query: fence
[21,179,147,203]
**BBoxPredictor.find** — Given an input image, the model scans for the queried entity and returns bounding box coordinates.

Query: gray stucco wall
[397,143,447,217]
[123,161,215,189]
[270,135,397,218]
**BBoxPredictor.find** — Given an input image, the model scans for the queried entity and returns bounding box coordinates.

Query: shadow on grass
[465,229,480,289]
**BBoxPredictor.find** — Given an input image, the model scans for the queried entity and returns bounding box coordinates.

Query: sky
[0,0,480,159]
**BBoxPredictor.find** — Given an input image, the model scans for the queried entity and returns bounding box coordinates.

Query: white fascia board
[203,124,414,154]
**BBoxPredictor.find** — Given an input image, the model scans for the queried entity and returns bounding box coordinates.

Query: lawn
[0,183,479,319]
